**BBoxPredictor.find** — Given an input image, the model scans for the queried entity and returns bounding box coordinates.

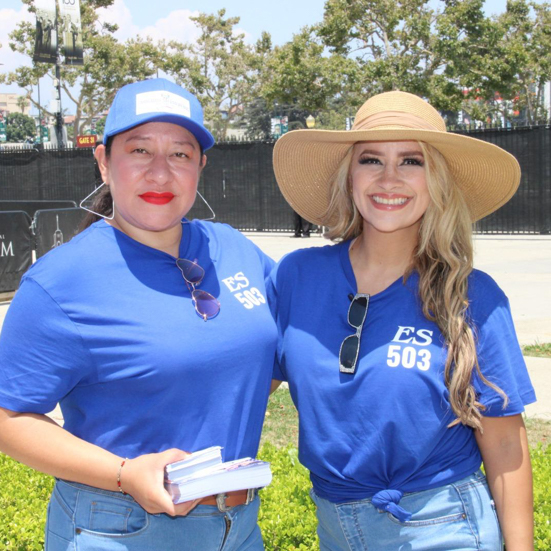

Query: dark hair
[79,133,205,231]
[79,137,115,231]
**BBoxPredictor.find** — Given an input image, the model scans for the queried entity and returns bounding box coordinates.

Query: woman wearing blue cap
[269,91,534,549]
[0,79,276,550]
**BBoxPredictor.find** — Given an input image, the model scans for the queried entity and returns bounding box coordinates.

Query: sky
[0,0,541,116]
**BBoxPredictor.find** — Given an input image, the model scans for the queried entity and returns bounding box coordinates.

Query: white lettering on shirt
[392,326,433,346]
[388,326,434,370]
[222,272,266,310]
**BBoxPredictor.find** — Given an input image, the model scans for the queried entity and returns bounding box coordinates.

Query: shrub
[258,444,318,550]
[1,444,550,549]
[0,454,53,550]
[532,444,551,548]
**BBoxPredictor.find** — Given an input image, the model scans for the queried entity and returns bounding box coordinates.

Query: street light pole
[37,77,42,145]
[0,63,6,144]
[54,5,64,148]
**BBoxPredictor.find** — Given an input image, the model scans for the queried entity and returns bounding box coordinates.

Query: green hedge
[0,454,54,550]
[532,444,551,549]
[258,444,318,550]
[1,444,550,549]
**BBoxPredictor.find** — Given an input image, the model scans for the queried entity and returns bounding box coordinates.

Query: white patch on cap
[136,91,191,117]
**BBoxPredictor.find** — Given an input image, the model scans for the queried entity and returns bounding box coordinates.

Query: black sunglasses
[176,258,220,321]
[339,294,370,374]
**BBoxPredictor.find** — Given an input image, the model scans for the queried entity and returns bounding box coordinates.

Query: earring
[79,182,115,220]
[183,189,216,223]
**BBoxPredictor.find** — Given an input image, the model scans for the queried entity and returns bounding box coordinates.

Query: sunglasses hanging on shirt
[339,294,370,374]
[176,258,220,321]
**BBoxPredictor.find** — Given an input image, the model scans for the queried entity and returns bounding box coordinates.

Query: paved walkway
[244,232,551,346]
[1,232,549,420]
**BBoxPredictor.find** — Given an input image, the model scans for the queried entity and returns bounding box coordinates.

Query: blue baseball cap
[102,78,215,150]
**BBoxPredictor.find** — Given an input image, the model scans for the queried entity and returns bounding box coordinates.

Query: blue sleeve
[252,243,275,279]
[0,277,93,414]
[469,276,536,416]
[266,263,287,382]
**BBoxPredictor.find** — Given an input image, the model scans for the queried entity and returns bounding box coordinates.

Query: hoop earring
[79,182,115,220]
[183,189,216,223]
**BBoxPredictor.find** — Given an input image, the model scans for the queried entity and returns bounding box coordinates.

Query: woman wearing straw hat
[0,79,276,550]
[268,91,535,550]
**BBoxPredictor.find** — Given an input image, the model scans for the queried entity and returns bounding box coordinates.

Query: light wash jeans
[45,479,264,551]
[310,471,503,550]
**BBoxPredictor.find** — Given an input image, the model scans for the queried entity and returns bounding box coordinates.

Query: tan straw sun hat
[273,91,521,225]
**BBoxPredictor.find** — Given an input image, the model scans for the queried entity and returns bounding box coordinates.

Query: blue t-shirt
[267,240,536,503]
[0,219,277,461]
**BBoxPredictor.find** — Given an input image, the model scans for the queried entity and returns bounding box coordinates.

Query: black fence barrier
[0,145,97,205]
[187,142,297,232]
[1,127,550,233]
[454,126,551,234]
[34,208,87,259]
[0,200,77,220]
[0,211,33,292]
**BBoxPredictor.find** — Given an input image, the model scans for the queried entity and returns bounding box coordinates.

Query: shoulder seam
[21,277,99,384]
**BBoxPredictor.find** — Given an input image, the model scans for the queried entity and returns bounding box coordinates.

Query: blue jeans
[45,479,264,551]
[310,471,503,550]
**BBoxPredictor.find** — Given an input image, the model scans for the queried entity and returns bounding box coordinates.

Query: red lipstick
[139,192,175,205]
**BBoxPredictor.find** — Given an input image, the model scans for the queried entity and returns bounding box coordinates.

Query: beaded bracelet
[117,458,129,495]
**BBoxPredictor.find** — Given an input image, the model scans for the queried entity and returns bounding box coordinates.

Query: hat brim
[273,128,521,224]
[103,114,215,151]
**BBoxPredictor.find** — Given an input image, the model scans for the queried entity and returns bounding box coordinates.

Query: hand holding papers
[164,446,272,504]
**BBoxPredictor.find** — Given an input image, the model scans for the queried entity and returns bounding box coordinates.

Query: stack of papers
[164,446,272,504]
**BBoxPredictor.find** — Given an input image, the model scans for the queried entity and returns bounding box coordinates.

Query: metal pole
[54,3,64,148]
[37,78,42,145]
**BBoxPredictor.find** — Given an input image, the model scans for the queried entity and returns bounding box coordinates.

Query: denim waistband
[56,478,260,514]
[56,478,138,503]
[325,470,487,523]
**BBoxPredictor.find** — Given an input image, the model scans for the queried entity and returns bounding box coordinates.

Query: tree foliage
[162,10,262,140]
[260,27,352,113]
[5,113,37,143]
[1,0,160,145]
[493,0,551,123]
[264,0,551,124]
[319,0,436,93]
[2,0,550,141]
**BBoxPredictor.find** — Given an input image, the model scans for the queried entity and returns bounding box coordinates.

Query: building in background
[0,94,32,116]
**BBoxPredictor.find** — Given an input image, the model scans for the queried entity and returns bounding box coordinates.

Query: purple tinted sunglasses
[176,258,220,321]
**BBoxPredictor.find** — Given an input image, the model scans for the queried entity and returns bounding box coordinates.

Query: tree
[162,10,263,141]
[492,0,551,123]
[241,98,271,139]
[267,0,551,124]
[95,115,107,137]
[241,97,316,139]
[5,112,36,142]
[259,27,355,114]
[318,0,438,97]
[1,0,161,145]
[436,0,551,124]
[260,1,462,115]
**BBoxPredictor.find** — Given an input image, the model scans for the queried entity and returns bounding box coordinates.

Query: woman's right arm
[0,407,198,516]
[0,278,200,516]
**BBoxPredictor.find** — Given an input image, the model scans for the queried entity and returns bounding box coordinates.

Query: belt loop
[245,488,255,505]
[216,493,230,512]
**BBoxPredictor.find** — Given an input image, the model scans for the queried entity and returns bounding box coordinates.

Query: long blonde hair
[323,142,507,430]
